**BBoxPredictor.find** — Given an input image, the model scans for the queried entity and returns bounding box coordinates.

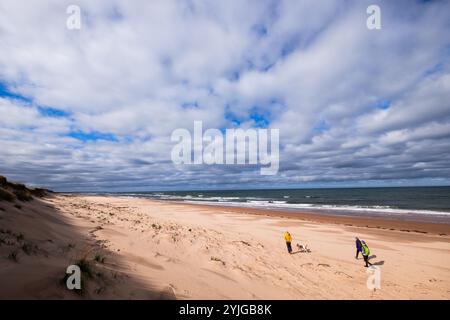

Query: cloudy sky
[0,0,449,191]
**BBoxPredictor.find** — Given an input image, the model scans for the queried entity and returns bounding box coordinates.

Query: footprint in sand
[334,271,353,279]
[300,263,314,268]
[317,263,331,268]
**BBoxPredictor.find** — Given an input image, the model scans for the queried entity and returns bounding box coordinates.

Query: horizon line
[59,184,450,194]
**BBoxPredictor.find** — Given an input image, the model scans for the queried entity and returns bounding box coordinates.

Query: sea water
[107,186,450,223]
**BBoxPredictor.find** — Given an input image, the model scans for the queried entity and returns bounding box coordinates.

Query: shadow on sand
[0,194,173,300]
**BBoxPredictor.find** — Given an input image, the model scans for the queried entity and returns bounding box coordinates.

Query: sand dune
[1,193,449,299]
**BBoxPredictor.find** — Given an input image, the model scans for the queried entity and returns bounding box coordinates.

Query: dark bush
[0,188,15,202]
[14,190,33,202]
[8,250,19,262]
[21,242,34,255]
[8,182,27,191]
[30,188,48,197]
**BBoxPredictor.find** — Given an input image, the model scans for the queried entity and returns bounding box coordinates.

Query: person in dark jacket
[355,237,362,259]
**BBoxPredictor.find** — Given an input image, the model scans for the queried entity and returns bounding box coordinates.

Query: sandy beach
[1,193,449,300]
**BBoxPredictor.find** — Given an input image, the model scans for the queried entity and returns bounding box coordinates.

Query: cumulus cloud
[0,0,449,191]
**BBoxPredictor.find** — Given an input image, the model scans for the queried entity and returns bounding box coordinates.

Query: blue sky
[0,0,450,191]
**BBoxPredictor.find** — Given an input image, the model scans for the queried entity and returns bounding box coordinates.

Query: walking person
[361,241,373,267]
[284,231,293,254]
[355,237,362,259]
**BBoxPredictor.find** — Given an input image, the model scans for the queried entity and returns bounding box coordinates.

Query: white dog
[296,243,311,253]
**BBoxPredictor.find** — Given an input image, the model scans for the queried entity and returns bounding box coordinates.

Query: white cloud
[0,0,449,190]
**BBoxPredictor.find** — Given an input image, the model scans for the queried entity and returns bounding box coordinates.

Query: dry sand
[0,194,449,299]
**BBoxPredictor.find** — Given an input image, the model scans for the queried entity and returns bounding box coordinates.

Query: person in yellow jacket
[284,231,293,254]
[361,241,372,267]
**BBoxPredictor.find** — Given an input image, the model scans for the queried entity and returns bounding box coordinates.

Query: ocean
[106,186,450,223]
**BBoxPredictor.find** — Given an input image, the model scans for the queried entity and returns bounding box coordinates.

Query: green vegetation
[30,188,48,197]
[13,190,33,201]
[21,242,34,255]
[8,250,18,262]
[151,223,162,230]
[62,258,95,296]
[77,258,94,278]
[0,189,14,202]
[210,256,226,266]
[0,176,50,203]
[94,253,105,263]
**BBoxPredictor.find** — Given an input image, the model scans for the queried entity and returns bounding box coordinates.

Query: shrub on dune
[0,188,15,202]
[0,175,50,200]
[13,189,33,202]
[30,188,48,197]
[7,182,27,191]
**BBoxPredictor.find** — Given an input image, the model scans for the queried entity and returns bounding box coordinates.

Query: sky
[0,0,450,192]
